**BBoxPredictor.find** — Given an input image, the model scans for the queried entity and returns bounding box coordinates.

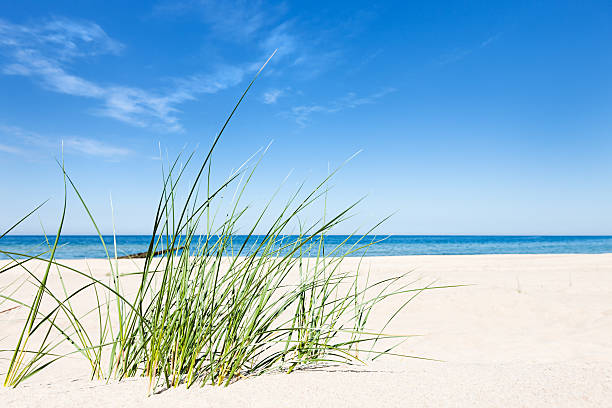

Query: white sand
[1,254,612,407]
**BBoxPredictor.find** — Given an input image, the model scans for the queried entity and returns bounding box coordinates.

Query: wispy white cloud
[64,137,130,157]
[262,88,284,104]
[0,17,123,60]
[480,33,502,48]
[0,11,375,132]
[3,48,107,97]
[286,88,396,126]
[0,17,256,132]
[259,21,343,79]
[438,33,502,65]
[0,124,50,148]
[153,1,340,79]
[0,142,22,154]
[0,124,130,158]
[438,48,473,65]
[153,0,277,41]
[347,48,383,75]
[154,1,295,58]
[261,22,297,58]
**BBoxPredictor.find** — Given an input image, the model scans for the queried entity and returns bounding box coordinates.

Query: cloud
[154,1,296,57]
[152,1,340,79]
[3,48,106,97]
[0,124,50,148]
[92,64,255,133]
[0,124,130,158]
[261,22,342,79]
[438,48,473,65]
[0,17,256,132]
[0,142,22,154]
[0,11,368,132]
[438,33,502,65]
[262,88,285,104]
[286,88,395,126]
[0,17,123,60]
[64,137,130,157]
[480,33,502,48]
[153,0,275,41]
[261,22,297,58]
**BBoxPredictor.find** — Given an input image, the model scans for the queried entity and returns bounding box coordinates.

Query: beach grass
[0,54,447,393]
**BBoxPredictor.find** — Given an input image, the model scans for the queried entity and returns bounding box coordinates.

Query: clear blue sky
[1,1,611,235]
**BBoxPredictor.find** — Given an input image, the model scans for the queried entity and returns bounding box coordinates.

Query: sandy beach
[1,253,612,407]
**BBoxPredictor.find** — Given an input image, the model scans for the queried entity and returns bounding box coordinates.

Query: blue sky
[0,1,611,235]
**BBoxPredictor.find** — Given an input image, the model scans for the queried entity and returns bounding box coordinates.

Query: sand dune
[1,254,612,407]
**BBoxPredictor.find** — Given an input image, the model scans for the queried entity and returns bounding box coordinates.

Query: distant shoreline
[3,235,612,259]
[5,234,612,237]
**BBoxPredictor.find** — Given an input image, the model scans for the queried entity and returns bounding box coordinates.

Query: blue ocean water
[1,235,612,259]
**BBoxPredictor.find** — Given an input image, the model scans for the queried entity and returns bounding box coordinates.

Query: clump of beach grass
[0,55,452,393]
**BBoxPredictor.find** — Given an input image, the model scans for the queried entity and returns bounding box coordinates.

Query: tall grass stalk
[0,54,456,392]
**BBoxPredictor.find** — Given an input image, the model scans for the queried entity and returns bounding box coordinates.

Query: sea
[1,235,612,259]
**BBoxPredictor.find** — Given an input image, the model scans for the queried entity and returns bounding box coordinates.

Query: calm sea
[1,235,612,259]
